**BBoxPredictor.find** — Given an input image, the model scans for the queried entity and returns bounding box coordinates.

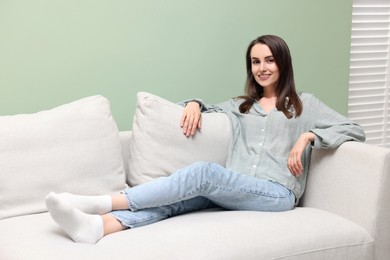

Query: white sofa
[0,93,389,260]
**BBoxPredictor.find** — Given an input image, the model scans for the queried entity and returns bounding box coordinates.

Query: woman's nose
[259,62,267,72]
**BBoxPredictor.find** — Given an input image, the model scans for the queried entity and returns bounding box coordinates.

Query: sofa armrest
[301,141,390,260]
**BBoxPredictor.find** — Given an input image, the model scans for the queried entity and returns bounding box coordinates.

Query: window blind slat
[350,59,386,68]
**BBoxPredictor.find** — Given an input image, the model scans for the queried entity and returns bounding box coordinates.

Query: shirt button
[253,165,257,168]
[261,129,265,132]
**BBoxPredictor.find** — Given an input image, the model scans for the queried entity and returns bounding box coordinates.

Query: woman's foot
[46,193,104,244]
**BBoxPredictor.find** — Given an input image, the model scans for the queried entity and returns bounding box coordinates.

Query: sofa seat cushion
[0,207,373,260]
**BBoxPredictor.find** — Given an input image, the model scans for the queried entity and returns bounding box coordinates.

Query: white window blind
[348,0,390,148]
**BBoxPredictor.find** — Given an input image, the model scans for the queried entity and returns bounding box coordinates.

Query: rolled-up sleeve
[178,98,233,113]
[308,95,366,149]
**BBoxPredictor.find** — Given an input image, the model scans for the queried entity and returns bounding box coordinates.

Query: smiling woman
[45,34,365,244]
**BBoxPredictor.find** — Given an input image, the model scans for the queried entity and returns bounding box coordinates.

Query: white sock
[55,192,112,214]
[46,192,104,244]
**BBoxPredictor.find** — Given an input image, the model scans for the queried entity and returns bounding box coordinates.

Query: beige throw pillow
[127,92,230,187]
[0,96,127,219]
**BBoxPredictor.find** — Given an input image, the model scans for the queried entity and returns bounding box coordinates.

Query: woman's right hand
[180,101,202,137]
[287,132,315,176]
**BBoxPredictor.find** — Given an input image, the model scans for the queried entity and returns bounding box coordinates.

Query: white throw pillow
[127,92,230,187]
[0,96,127,219]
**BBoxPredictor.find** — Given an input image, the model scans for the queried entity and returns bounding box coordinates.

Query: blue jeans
[110,162,295,228]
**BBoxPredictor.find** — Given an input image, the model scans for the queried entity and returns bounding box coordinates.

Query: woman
[46,35,365,244]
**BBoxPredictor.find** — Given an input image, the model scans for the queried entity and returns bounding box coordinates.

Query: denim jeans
[110,161,295,228]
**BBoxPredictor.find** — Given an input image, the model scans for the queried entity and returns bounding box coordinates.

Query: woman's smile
[259,74,271,80]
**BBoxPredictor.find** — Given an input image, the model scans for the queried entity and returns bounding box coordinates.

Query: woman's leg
[102,214,126,236]
[124,161,295,213]
[110,197,217,229]
[51,162,294,215]
[46,193,216,243]
[46,161,295,243]
[112,194,130,210]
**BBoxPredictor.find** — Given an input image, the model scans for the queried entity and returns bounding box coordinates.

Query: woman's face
[250,43,279,91]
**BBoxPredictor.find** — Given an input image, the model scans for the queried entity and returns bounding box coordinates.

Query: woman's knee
[189,161,223,171]
[187,161,218,174]
[187,161,227,181]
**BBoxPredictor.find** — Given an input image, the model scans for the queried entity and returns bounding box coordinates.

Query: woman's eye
[252,60,260,65]
[267,58,275,63]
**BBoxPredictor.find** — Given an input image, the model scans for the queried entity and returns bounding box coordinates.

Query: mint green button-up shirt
[194,93,365,200]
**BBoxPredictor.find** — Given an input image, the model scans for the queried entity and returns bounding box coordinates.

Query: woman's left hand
[288,132,316,177]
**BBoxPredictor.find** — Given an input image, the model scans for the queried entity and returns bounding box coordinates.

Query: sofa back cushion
[0,96,126,219]
[127,92,230,186]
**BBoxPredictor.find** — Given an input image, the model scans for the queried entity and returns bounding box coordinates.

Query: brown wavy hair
[239,35,302,118]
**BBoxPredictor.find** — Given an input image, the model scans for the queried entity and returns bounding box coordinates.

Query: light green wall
[0,0,352,130]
